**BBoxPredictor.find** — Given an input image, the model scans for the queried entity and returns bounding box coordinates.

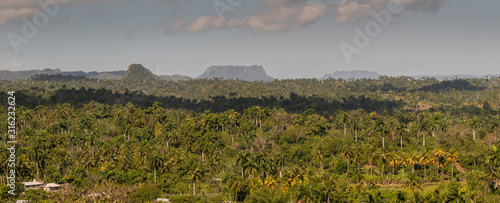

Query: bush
[128,183,159,202]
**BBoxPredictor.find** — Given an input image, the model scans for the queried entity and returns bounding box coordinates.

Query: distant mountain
[0,69,126,81]
[158,74,192,82]
[320,70,382,80]
[197,65,274,81]
[63,70,126,79]
[123,64,157,82]
[0,69,63,80]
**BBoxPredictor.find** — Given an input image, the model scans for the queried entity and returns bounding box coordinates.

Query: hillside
[197,65,274,81]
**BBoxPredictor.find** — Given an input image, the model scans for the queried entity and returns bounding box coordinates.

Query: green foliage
[0,77,499,201]
[244,187,288,203]
[128,184,159,202]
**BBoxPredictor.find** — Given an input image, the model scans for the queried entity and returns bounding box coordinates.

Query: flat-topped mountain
[197,65,274,81]
[321,70,383,80]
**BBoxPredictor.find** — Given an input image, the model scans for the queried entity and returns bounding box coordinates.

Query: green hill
[123,64,157,82]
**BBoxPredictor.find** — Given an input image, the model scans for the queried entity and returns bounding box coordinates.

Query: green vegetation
[0,74,499,202]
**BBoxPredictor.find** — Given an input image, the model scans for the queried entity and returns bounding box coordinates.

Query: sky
[0,0,499,79]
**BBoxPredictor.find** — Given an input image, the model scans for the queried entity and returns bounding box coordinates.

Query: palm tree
[147,153,163,182]
[486,146,500,189]
[236,151,250,178]
[369,150,379,176]
[229,177,245,202]
[419,151,431,179]
[353,150,362,172]
[429,113,443,137]
[404,172,422,193]
[245,133,257,153]
[399,153,407,178]
[190,166,204,195]
[275,154,286,178]
[446,151,458,180]
[380,150,388,177]
[342,147,352,173]
[352,117,361,142]
[376,120,389,148]
[295,180,320,203]
[434,149,446,177]
[313,147,324,173]
[340,112,350,135]
[396,123,407,149]
[469,117,481,141]
[418,117,430,146]
[445,183,467,203]
[390,153,399,176]
[407,153,419,173]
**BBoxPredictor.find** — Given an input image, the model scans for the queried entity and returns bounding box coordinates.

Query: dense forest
[0,72,499,202]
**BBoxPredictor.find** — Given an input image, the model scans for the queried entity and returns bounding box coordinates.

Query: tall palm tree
[396,123,407,149]
[407,153,419,173]
[342,147,352,173]
[419,151,431,179]
[418,118,430,146]
[190,166,204,195]
[313,147,324,173]
[369,150,379,176]
[390,153,399,176]
[236,151,250,178]
[229,177,245,202]
[434,149,446,177]
[446,151,458,180]
[469,117,481,141]
[380,150,388,177]
[353,150,362,172]
[147,153,163,182]
[340,112,350,135]
[399,153,407,178]
[275,154,286,178]
[376,120,389,148]
[245,133,257,153]
[352,117,361,142]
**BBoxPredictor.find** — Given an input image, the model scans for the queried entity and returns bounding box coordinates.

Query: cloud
[335,0,446,24]
[167,1,330,34]
[0,8,38,26]
[2,60,24,70]
[0,0,115,26]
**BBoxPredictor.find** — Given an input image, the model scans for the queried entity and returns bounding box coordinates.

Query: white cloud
[335,0,446,24]
[168,1,330,34]
[2,60,24,70]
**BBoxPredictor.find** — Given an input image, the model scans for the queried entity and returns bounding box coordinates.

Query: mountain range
[1,65,498,81]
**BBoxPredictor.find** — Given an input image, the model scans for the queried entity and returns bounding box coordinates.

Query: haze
[0,0,499,79]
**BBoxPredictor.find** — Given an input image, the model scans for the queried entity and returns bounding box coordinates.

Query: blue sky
[0,0,499,78]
